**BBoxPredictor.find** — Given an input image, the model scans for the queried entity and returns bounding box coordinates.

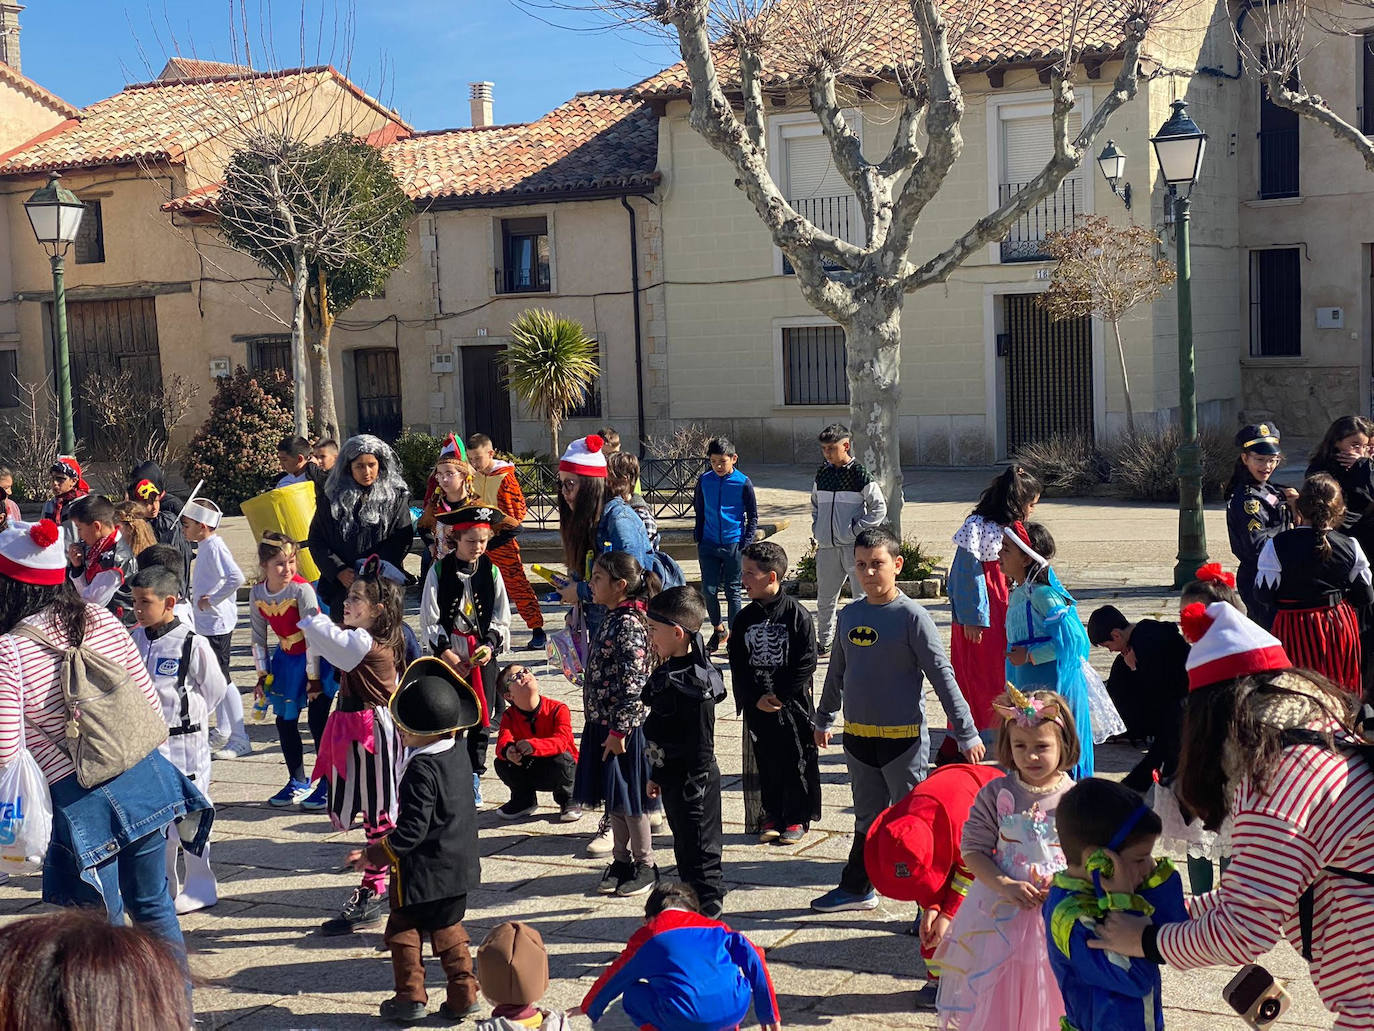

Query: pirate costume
[1225,422,1293,629]
[470,445,545,645]
[42,456,88,549]
[727,588,822,838]
[366,657,483,1025]
[299,557,406,935]
[420,506,510,785]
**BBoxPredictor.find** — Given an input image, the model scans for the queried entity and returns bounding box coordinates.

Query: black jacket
[308,488,414,611]
[644,651,725,772]
[150,497,194,587]
[1307,456,1374,555]
[1225,478,1290,589]
[727,592,818,714]
[368,742,479,910]
[1102,619,1190,792]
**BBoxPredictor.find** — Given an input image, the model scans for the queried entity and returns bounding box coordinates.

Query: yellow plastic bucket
[240,481,321,582]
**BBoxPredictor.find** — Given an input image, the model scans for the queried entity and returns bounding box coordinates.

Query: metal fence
[514,456,707,529]
[998,179,1080,262]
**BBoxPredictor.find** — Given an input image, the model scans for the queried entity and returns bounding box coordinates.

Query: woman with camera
[1091,601,1374,1030]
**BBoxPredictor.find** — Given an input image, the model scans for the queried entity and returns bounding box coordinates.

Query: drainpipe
[622,195,647,448]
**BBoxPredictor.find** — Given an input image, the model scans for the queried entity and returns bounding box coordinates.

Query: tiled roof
[158,57,253,81]
[381,90,659,205]
[0,65,409,176]
[0,63,78,117]
[635,0,1131,98]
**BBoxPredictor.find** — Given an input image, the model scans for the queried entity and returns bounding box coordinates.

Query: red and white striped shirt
[0,605,160,784]
[1157,732,1374,1029]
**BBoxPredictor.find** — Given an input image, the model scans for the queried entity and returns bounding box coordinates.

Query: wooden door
[461,345,512,453]
[354,348,403,440]
[61,296,164,450]
[1003,294,1094,451]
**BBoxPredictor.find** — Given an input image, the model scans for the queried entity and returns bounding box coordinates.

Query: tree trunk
[1110,318,1135,435]
[311,267,340,440]
[842,298,905,536]
[549,416,560,461]
[289,247,310,436]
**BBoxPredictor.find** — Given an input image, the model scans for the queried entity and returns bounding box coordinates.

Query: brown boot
[431,922,479,1017]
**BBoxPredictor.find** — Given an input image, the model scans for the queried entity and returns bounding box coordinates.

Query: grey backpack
[12,622,168,788]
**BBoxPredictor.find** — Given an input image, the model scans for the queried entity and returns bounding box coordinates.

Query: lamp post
[1096,139,1132,209]
[24,172,86,455]
[1150,100,1209,588]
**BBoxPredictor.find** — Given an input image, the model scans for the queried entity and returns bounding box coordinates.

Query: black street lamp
[23,172,86,455]
[1096,139,1132,209]
[1150,100,1209,587]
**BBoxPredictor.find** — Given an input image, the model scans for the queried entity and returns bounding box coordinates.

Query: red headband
[1194,562,1236,588]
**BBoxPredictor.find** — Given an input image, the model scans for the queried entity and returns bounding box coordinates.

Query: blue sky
[19,1,680,129]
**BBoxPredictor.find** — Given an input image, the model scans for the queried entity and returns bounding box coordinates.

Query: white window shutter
[785,134,850,199]
[1001,113,1082,185]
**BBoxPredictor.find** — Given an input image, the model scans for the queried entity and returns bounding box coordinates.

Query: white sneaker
[585,814,614,857]
[649,810,666,834]
[212,737,252,760]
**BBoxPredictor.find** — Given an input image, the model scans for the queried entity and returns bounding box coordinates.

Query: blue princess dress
[1005,571,1124,780]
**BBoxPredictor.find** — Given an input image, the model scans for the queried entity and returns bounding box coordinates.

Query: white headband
[182,498,221,529]
[1003,526,1049,573]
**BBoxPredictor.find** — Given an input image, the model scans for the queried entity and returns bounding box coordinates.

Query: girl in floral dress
[935,688,1079,1031]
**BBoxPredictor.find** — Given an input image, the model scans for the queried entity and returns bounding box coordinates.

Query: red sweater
[495,696,577,760]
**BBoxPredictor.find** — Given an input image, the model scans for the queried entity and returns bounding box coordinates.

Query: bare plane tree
[1234,0,1374,172]
[517,0,1183,530]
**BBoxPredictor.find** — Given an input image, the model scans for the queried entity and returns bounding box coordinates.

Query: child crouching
[346,657,484,1025]
[129,565,230,915]
[492,664,579,822]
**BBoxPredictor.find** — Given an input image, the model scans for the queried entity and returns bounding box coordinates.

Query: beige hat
[477,921,549,1007]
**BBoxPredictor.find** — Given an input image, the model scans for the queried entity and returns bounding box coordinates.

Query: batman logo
[848,626,878,646]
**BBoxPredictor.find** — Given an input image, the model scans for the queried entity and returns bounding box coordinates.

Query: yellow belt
[843,722,923,739]
[277,630,304,648]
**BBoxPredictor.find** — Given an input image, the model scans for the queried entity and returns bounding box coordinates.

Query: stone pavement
[0,466,1338,1029]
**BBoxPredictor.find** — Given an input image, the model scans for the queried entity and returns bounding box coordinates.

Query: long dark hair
[1297,473,1346,562]
[0,577,87,644]
[972,466,1041,525]
[1224,457,1256,501]
[559,474,606,576]
[348,574,407,674]
[1175,668,1357,830]
[1309,415,1372,468]
[593,550,662,605]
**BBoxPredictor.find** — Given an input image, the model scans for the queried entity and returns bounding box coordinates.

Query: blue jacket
[581,908,778,1029]
[693,469,758,546]
[575,497,656,605]
[1044,860,1189,1031]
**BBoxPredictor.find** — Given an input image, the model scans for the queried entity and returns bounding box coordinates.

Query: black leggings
[276,694,333,783]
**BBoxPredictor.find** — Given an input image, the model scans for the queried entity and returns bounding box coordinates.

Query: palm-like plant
[504,309,600,456]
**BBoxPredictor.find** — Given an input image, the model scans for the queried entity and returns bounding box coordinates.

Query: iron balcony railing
[496,265,551,294]
[513,456,708,529]
[998,179,1081,262]
[783,194,862,274]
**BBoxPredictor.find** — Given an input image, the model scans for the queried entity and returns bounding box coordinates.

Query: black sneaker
[615,862,659,897]
[437,1000,483,1022]
[706,629,721,653]
[320,886,386,936]
[497,796,537,820]
[598,860,634,894]
[527,629,547,651]
[378,997,428,1024]
[817,642,830,656]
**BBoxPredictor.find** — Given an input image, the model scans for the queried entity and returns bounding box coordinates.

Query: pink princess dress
[934,775,1070,1031]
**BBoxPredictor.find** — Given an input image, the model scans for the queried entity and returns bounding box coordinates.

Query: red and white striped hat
[558,434,607,478]
[0,520,67,586]
[1181,600,1291,691]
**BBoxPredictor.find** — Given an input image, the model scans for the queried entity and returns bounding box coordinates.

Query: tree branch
[737,33,768,151]
[808,66,873,210]
[1265,74,1374,174]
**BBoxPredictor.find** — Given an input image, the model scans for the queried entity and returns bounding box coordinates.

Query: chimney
[0,3,22,74]
[469,81,494,128]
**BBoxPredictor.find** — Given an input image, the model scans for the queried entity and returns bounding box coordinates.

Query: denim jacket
[44,749,212,905]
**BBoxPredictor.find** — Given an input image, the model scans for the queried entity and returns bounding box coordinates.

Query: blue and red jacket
[581,909,779,1029]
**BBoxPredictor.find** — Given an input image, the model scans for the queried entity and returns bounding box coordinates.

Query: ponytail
[593,550,661,604]
[1296,473,1346,563]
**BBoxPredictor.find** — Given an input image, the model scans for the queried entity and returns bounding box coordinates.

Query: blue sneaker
[472,772,484,808]
[268,778,311,807]
[810,886,880,913]
[300,780,330,811]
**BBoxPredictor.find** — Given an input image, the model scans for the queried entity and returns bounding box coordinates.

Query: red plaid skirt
[1272,601,1362,693]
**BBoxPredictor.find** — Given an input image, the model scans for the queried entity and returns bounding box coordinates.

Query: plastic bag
[0,749,53,866]
[547,629,585,686]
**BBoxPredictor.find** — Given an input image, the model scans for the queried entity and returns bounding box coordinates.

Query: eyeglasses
[1250,455,1282,467]
[558,479,578,493]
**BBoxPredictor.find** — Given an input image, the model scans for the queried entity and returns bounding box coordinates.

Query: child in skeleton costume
[727,541,821,843]
[251,532,337,810]
[300,557,409,936]
[420,506,511,801]
[129,565,231,915]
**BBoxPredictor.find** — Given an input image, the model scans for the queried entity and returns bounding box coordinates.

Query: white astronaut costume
[132,616,229,914]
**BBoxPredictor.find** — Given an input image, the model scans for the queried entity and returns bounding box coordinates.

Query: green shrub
[183,368,306,513]
[1011,433,1110,497]
[393,430,443,500]
[1105,426,1233,502]
[794,536,940,582]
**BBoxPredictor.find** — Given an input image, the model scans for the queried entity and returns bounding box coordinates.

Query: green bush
[1011,433,1110,497]
[1105,426,1233,502]
[393,430,443,500]
[183,368,306,513]
[794,536,940,582]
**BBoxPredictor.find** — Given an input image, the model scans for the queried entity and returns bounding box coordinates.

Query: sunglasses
[558,479,578,493]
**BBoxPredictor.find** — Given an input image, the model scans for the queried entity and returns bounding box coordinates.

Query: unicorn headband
[1003,522,1050,575]
[991,684,1065,728]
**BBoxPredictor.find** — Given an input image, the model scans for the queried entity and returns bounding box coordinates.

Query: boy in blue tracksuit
[579,882,780,1031]
[692,437,758,653]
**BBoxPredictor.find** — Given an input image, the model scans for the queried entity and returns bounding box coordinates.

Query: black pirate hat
[390,656,482,736]
[434,505,506,530]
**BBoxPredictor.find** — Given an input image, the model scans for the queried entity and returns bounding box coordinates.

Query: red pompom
[584,434,604,453]
[1195,562,1236,588]
[28,519,60,548]
[1179,602,1214,644]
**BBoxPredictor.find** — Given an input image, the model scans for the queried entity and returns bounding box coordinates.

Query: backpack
[649,550,686,590]
[11,622,168,789]
[1280,703,1374,960]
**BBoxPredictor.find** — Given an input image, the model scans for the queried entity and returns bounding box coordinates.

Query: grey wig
[325,434,410,539]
